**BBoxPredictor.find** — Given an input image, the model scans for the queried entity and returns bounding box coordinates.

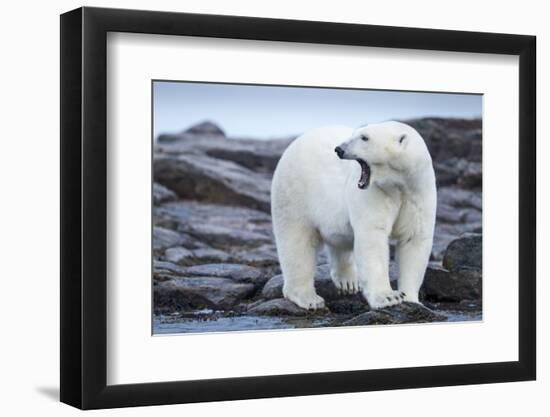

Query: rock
[160,201,271,232]
[443,233,482,272]
[184,121,225,137]
[326,296,366,314]
[154,280,217,313]
[422,265,482,302]
[437,203,465,224]
[155,277,255,311]
[431,225,458,260]
[342,302,447,326]
[153,226,183,252]
[184,223,271,248]
[458,162,482,189]
[158,122,226,142]
[248,298,307,316]
[153,210,178,229]
[165,247,194,265]
[156,134,292,175]
[154,260,187,275]
[156,201,273,251]
[405,118,482,164]
[261,274,284,299]
[182,263,265,285]
[154,154,271,212]
[200,136,293,175]
[438,187,482,211]
[471,224,483,234]
[154,208,212,248]
[153,260,187,282]
[163,242,233,266]
[191,248,231,264]
[235,244,279,267]
[468,138,482,162]
[181,232,208,250]
[162,247,232,266]
[205,147,280,175]
[433,158,469,186]
[462,208,482,224]
[434,159,481,190]
[153,182,177,205]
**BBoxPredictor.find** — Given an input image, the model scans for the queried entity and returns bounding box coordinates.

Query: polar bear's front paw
[283,287,326,310]
[365,290,406,309]
[331,274,361,295]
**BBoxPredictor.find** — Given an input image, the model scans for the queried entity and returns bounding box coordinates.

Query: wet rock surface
[248,298,308,316]
[153,119,483,332]
[154,277,255,312]
[342,302,447,326]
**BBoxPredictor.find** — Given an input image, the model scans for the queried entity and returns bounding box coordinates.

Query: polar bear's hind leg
[326,245,361,295]
[277,224,325,310]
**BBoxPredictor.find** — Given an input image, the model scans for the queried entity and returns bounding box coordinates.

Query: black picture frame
[60,6,536,410]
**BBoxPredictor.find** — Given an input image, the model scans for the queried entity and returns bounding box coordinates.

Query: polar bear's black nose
[335,146,345,159]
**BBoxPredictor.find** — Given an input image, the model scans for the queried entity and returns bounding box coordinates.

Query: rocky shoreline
[153,119,482,333]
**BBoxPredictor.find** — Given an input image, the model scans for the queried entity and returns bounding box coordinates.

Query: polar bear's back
[271,126,354,231]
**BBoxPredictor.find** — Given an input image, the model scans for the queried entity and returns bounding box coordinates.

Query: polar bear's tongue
[356,159,371,189]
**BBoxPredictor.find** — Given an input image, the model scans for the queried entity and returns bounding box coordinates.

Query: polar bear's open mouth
[356,159,371,189]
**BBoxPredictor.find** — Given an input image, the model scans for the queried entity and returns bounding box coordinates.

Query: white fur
[271,121,436,310]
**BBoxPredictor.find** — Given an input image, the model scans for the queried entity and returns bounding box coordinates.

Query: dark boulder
[154,277,255,312]
[443,233,482,272]
[343,302,447,326]
[154,280,217,313]
[422,264,482,302]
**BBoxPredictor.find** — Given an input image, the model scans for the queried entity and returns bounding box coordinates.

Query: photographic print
[152,81,483,335]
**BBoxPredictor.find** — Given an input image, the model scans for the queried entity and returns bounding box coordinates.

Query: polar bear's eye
[399,134,407,144]
[361,135,369,142]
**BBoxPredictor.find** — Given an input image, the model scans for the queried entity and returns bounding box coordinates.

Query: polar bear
[271,121,436,310]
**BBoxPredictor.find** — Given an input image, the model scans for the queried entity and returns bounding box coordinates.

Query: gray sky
[153,81,482,140]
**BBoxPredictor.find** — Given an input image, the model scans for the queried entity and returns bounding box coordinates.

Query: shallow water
[437,309,482,322]
[154,315,292,334]
[153,308,481,335]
